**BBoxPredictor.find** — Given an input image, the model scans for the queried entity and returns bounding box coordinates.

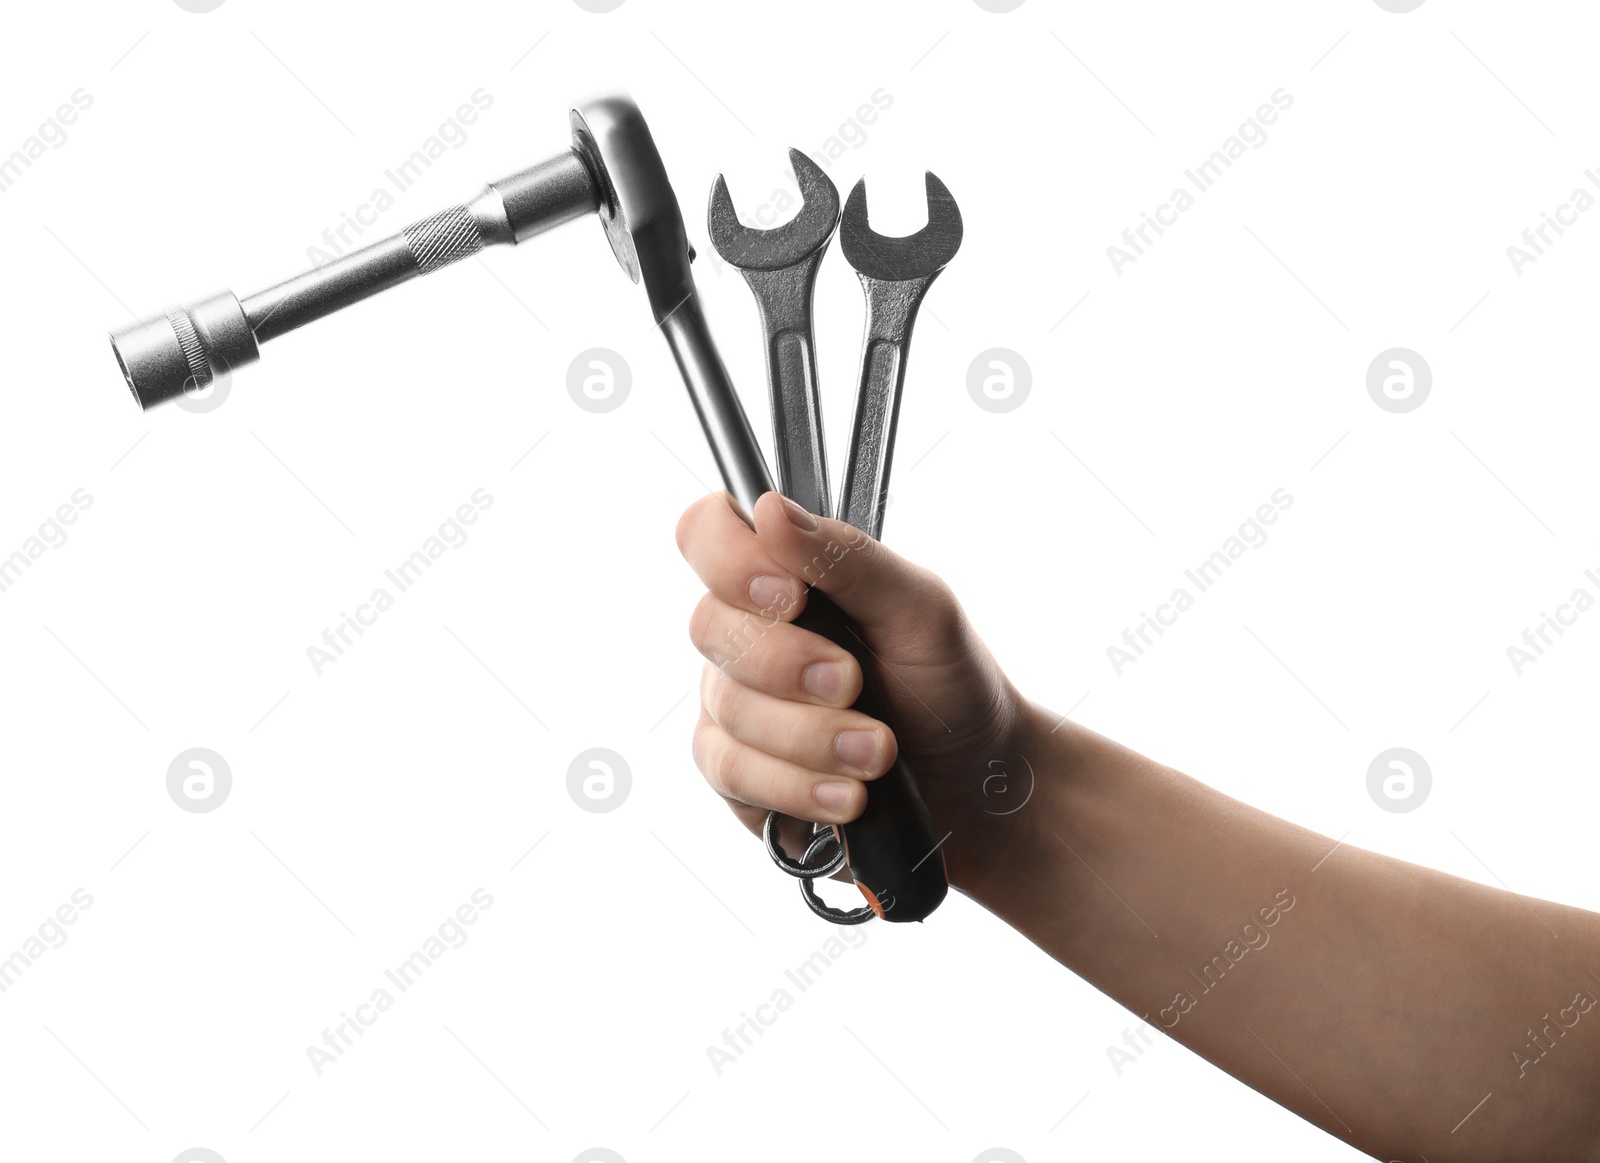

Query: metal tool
[111,95,776,512]
[708,159,959,925]
[108,95,950,924]
[707,150,838,517]
[837,174,964,540]
[112,142,595,410]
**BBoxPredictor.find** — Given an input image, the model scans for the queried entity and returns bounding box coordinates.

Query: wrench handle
[793,590,949,922]
[837,335,905,542]
[657,289,946,921]
[736,261,833,519]
[838,275,933,541]
[765,327,831,518]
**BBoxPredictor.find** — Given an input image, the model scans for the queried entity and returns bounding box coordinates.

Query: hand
[675,491,1045,891]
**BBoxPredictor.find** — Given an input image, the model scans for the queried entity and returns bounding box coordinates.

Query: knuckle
[718,739,756,803]
[753,640,793,696]
[694,721,735,800]
[690,715,714,779]
[674,495,714,557]
[914,568,965,640]
[784,710,828,770]
[705,603,773,674]
[823,522,876,577]
[698,662,720,715]
[688,592,718,653]
[702,666,741,732]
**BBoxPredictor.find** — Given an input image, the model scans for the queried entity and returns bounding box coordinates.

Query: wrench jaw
[839,172,964,282]
[707,149,841,271]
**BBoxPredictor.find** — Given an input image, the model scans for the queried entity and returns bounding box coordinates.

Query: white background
[1,1,1596,1160]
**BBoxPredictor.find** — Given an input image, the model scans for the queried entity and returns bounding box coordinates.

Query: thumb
[751,492,960,645]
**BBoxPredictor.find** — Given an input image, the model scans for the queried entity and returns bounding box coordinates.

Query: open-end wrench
[707,150,839,517]
[837,174,964,540]
[705,157,948,925]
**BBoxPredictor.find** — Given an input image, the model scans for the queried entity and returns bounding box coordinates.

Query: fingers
[688,591,862,707]
[675,489,968,658]
[675,493,805,622]
[701,662,897,779]
[692,711,869,825]
[748,492,963,644]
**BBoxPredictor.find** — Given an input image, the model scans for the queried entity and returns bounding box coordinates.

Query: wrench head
[839,172,963,282]
[571,94,697,324]
[707,149,841,271]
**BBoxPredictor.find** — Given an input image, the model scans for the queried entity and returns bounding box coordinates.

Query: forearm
[957,707,1600,1161]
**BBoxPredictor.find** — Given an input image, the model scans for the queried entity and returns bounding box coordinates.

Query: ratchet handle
[792,589,948,922]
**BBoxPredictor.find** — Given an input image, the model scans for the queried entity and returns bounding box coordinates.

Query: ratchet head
[707,149,840,270]
[571,94,698,324]
[839,172,963,282]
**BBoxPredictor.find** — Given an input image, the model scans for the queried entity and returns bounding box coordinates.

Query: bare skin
[677,491,1600,1162]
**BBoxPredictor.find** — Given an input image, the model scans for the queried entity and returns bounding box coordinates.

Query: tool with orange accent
[709,153,962,924]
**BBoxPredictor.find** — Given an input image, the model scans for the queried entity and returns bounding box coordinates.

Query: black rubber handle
[792,589,948,922]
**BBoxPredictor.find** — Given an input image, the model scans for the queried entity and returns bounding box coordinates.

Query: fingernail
[803,661,846,700]
[748,574,794,613]
[781,496,820,531]
[835,730,879,772]
[815,781,854,813]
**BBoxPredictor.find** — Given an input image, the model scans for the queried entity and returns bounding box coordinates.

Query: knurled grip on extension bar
[403,206,486,274]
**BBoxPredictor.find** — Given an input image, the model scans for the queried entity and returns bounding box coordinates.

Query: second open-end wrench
[838,174,964,540]
[707,150,839,517]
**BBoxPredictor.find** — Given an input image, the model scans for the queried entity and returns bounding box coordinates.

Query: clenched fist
[675,490,1044,891]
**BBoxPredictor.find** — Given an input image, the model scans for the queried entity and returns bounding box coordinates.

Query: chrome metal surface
[836,173,963,540]
[573,95,777,521]
[707,149,840,517]
[113,125,600,409]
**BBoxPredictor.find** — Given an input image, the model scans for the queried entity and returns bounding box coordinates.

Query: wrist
[944,697,1085,899]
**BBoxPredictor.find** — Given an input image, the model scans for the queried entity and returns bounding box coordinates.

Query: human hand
[675,491,1045,892]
